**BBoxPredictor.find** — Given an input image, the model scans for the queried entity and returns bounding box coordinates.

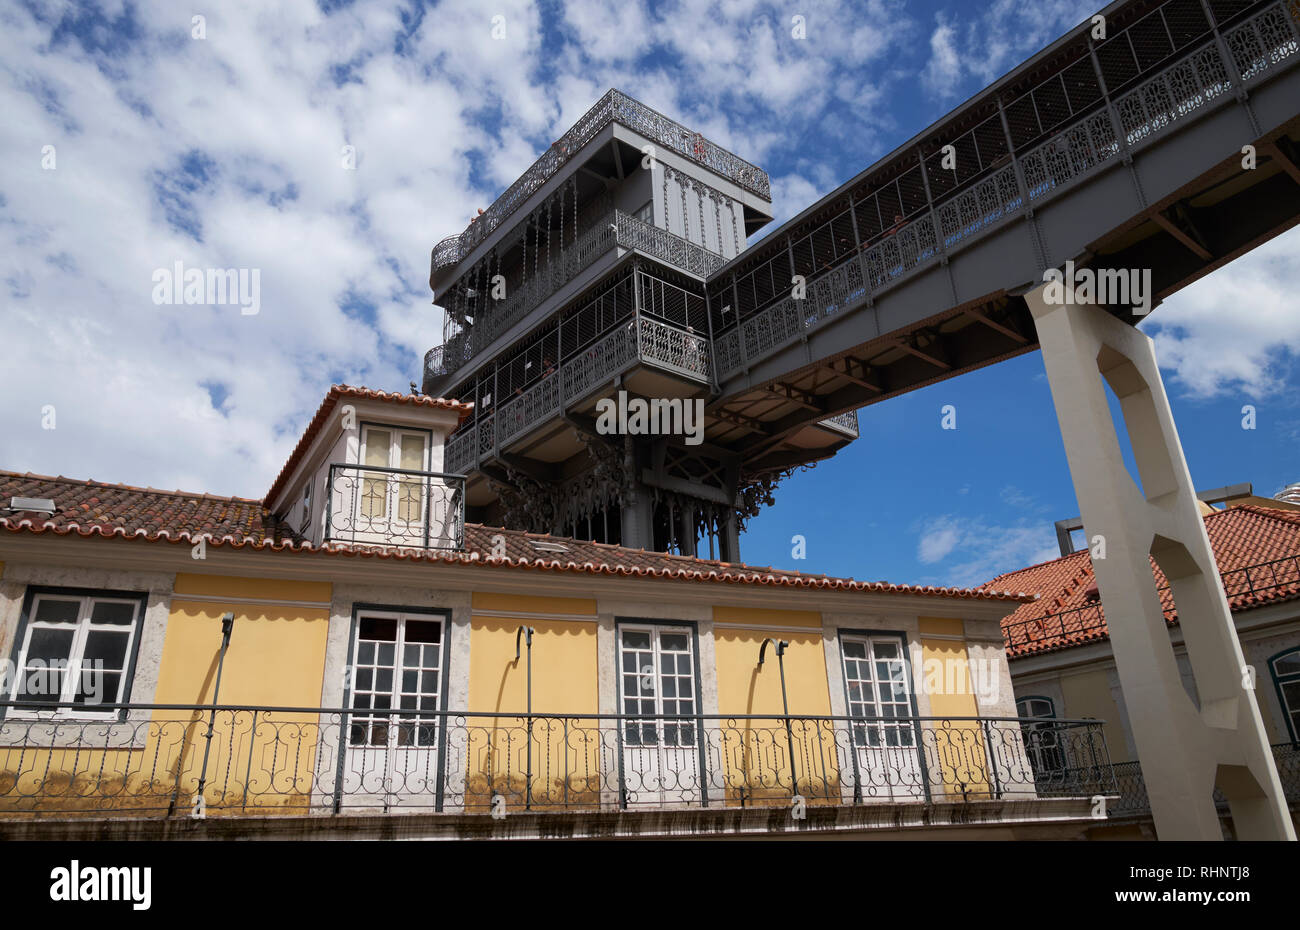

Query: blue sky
[3,0,1298,589]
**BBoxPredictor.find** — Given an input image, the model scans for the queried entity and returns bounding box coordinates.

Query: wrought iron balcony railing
[819,410,860,438]
[322,464,465,551]
[1003,551,1300,655]
[1104,741,1300,820]
[0,703,1113,817]
[431,89,770,279]
[427,210,726,385]
[710,0,1300,381]
[445,314,710,473]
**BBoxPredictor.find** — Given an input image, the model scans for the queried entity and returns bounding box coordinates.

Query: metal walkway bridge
[702,0,1300,458]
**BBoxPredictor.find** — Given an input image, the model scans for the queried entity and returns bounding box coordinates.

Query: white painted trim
[169,592,332,610]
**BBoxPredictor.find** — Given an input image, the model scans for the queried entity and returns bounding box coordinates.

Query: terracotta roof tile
[987,505,1300,658]
[0,469,1030,603]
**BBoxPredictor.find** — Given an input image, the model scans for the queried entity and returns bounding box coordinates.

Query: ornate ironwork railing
[819,410,860,438]
[1003,551,1300,654]
[0,704,1112,817]
[432,89,770,278]
[710,0,1300,381]
[1105,741,1300,820]
[427,210,726,385]
[448,314,709,471]
[616,209,728,278]
[322,464,465,551]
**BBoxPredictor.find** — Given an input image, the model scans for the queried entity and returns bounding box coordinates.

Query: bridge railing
[712,0,1300,381]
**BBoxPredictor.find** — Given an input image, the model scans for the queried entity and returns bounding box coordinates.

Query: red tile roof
[264,386,473,506]
[987,505,1300,658]
[0,469,1030,603]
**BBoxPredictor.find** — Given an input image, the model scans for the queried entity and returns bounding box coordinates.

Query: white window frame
[617,622,699,746]
[347,608,447,750]
[356,424,431,532]
[5,590,144,720]
[839,633,915,748]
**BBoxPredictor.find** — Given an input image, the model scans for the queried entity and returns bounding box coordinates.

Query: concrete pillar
[1027,283,1293,840]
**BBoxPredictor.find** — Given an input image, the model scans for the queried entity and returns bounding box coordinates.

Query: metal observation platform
[423,0,1300,560]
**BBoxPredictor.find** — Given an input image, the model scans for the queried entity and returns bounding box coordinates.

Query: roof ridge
[0,469,265,506]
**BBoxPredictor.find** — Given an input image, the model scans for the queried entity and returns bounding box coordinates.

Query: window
[348,610,445,749]
[1270,648,1300,742]
[300,481,312,532]
[1017,696,1056,719]
[634,200,654,226]
[619,624,697,747]
[840,635,913,747]
[4,587,146,718]
[1016,695,1065,778]
[359,425,429,526]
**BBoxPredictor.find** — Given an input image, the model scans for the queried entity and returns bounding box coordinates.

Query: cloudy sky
[4,0,1298,587]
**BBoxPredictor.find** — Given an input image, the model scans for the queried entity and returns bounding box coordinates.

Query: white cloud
[1143,226,1300,399]
[915,514,1060,587]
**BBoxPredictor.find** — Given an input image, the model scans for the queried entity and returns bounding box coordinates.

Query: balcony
[445,314,710,474]
[0,705,1113,823]
[427,210,726,385]
[431,89,770,280]
[323,464,465,551]
[1104,741,1300,823]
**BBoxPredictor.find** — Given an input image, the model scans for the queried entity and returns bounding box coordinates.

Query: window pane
[660,633,688,651]
[364,430,391,466]
[359,617,398,642]
[90,601,136,625]
[26,627,76,664]
[82,630,129,670]
[400,434,426,470]
[76,671,122,706]
[622,631,650,650]
[873,641,899,659]
[405,620,441,644]
[33,598,79,624]
[1282,680,1300,714]
[1274,651,1300,676]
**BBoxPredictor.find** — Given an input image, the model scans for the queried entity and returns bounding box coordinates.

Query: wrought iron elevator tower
[423,90,859,557]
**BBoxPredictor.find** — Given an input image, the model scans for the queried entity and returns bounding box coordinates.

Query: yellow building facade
[0,387,1111,838]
